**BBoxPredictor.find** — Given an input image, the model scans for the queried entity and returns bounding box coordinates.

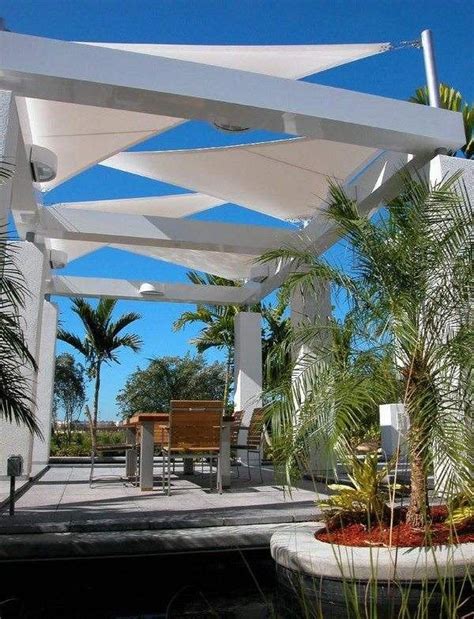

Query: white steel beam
[36,206,291,255]
[47,275,250,305]
[0,32,465,155]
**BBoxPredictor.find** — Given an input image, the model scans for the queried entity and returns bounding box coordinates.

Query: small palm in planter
[263,172,473,615]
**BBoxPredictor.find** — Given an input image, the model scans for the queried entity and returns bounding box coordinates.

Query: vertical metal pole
[421,29,441,108]
[9,476,15,516]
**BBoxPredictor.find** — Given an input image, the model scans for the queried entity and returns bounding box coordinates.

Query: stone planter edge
[270,523,474,581]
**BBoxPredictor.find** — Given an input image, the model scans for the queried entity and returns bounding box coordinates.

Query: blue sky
[3,1,472,419]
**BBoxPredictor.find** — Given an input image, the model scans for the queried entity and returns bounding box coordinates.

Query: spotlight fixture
[213,119,250,133]
[29,145,57,183]
[138,282,165,297]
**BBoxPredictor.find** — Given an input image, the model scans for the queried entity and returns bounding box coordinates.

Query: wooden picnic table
[123,411,233,491]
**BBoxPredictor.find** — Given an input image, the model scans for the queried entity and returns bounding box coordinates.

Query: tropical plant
[116,354,227,419]
[0,162,40,434]
[260,172,473,528]
[445,489,474,527]
[317,455,394,524]
[53,352,86,442]
[58,298,142,451]
[410,83,474,159]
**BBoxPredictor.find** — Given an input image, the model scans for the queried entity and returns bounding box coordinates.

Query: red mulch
[315,506,474,548]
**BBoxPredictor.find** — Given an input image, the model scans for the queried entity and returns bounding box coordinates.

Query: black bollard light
[7,455,23,516]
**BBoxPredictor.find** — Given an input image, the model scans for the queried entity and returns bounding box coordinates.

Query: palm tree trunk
[406,423,430,528]
[91,360,101,453]
[223,347,232,412]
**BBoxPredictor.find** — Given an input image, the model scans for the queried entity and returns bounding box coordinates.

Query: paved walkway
[0,462,327,532]
[0,462,327,560]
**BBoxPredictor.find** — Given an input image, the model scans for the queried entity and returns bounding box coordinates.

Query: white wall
[31,300,58,474]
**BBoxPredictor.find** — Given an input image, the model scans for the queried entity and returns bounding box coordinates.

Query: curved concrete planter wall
[271,524,473,616]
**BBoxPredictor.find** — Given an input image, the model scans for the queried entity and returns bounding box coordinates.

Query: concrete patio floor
[0,461,328,560]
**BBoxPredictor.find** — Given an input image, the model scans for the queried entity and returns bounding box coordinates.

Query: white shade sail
[58,193,226,218]
[17,97,182,190]
[16,40,388,191]
[82,42,389,79]
[102,137,379,221]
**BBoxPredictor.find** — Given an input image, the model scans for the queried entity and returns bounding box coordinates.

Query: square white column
[379,403,409,461]
[0,90,18,226]
[233,311,262,428]
[290,277,333,477]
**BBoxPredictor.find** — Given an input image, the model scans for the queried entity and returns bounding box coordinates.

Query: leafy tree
[116,355,227,419]
[410,83,474,159]
[261,173,472,528]
[53,353,86,442]
[58,298,141,451]
[0,162,40,434]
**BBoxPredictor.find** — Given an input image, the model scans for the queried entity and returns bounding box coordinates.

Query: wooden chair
[231,408,266,482]
[161,400,224,495]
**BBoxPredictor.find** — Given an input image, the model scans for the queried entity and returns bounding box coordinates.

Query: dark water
[0,552,472,618]
[0,550,277,618]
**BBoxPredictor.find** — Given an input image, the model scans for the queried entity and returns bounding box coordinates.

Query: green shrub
[50,429,125,456]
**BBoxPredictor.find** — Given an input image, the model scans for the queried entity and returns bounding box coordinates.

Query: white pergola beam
[37,206,291,255]
[0,32,465,155]
[47,275,250,305]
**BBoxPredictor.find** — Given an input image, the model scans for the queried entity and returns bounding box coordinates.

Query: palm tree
[261,299,292,390]
[0,162,40,434]
[410,83,474,159]
[261,173,472,528]
[58,298,142,451]
[173,273,243,410]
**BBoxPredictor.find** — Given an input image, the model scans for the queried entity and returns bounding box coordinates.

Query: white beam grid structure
[47,276,252,305]
[0,32,464,158]
[9,38,389,192]
[0,32,466,305]
[37,205,292,255]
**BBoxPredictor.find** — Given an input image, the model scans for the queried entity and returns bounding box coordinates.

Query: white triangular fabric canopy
[18,41,388,192]
[17,97,181,190]
[82,42,389,79]
[59,193,226,218]
[102,137,378,221]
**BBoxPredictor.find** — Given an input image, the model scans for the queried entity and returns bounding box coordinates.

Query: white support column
[234,312,263,428]
[290,277,333,477]
[0,242,49,479]
[234,312,263,472]
[379,403,409,462]
[31,300,58,474]
[0,89,18,225]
